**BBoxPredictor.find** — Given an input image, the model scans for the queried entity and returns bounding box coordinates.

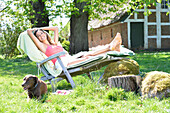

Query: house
[88,1,170,50]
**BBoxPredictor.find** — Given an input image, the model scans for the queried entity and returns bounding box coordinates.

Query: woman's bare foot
[109,32,122,52]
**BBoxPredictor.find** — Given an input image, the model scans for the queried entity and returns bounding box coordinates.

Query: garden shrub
[0,24,28,58]
[61,40,70,52]
[106,88,135,101]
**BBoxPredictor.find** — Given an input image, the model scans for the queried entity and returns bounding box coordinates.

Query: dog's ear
[23,75,32,81]
[33,76,38,84]
[23,77,27,81]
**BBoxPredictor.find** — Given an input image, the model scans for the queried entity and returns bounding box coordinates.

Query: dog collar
[34,82,38,89]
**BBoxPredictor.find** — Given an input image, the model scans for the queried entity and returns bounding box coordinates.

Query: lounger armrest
[37,51,66,66]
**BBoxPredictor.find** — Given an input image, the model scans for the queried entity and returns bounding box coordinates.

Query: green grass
[0,52,170,112]
[128,52,170,74]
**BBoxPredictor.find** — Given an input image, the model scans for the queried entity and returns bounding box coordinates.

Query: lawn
[0,52,169,113]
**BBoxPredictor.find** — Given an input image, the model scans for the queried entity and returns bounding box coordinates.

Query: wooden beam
[144,6,148,49]
[147,22,157,25]
[127,22,131,48]
[148,36,157,38]
[161,23,170,25]
[125,19,144,22]
[161,36,170,38]
[160,9,170,12]
[148,36,170,38]
[156,3,161,48]
[136,9,156,12]
[134,12,137,20]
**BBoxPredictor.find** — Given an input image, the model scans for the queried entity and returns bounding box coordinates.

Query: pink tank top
[45,45,65,64]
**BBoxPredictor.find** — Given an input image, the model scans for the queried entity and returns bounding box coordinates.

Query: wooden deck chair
[17,31,135,92]
[38,52,127,91]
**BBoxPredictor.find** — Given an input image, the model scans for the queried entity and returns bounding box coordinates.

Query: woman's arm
[27,28,46,53]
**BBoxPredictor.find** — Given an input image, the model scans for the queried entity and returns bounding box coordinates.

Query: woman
[27,26,122,67]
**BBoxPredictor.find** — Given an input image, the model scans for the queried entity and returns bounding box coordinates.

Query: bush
[105,88,135,101]
[61,40,70,52]
[0,24,28,58]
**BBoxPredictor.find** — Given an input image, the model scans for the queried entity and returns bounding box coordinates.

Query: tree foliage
[0,0,32,58]
[47,0,163,20]
[1,0,167,58]
[0,0,48,58]
[0,24,29,58]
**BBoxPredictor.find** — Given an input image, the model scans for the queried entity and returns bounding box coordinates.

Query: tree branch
[0,5,10,13]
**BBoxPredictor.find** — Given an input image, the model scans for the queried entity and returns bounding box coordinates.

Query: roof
[87,1,137,30]
[88,10,129,30]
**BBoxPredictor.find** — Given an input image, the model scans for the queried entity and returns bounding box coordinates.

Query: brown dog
[22,74,47,100]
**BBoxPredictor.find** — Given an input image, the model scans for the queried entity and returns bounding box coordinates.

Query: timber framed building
[88,1,170,50]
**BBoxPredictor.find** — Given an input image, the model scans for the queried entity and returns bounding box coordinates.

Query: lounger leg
[86,72,94,80]
[97,73,104,84]
[86,72,91,79]
[57,57,76,88]
[49,79,55,93]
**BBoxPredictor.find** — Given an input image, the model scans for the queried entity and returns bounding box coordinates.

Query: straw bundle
[142,71,170,99]
[101,59,139,83]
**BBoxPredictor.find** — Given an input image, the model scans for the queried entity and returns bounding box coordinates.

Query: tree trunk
[29,0,49,27]
[69,0,89,55]
[108,75,142,93]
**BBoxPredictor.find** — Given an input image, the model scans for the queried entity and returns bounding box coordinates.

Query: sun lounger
[17,31,134,92]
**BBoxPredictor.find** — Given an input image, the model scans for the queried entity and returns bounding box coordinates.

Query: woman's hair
[34,29,55,45]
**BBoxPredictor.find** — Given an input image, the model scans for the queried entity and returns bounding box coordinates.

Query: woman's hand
[33,28,38,32]
[27,28,37,33]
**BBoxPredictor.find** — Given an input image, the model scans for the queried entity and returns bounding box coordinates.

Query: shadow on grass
[0,57,37,78]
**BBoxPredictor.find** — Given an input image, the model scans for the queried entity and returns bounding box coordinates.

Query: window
[111,28,114,38]
[161,0,170,9]
[100,32,103,40]
[91,34,93,41]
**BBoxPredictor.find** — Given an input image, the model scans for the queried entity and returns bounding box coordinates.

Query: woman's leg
[83,32,122,57]
[67,32,122,66]
[109,32,122,52]
[85,45,110,56]
[67,57,89,66]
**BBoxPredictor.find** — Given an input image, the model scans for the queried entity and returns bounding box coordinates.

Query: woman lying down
[27,26,122,67]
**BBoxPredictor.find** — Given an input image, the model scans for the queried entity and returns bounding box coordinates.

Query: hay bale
[101,59,139,84]
[142,71,170,99]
